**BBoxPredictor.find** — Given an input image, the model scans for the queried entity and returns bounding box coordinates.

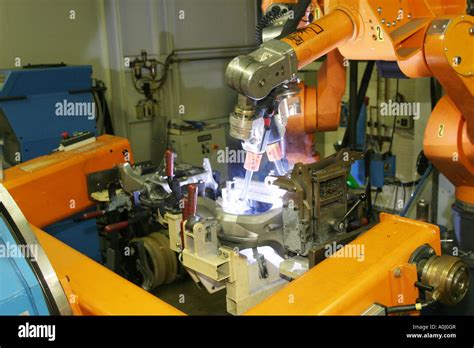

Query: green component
[347,174,360,189]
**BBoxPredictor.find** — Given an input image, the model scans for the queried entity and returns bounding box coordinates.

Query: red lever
[81,210,106,220]
[181,197,189,221]
[165,149,174,178]
[264,117,271,127]
[186,184,198,218]
[104,221,129,233]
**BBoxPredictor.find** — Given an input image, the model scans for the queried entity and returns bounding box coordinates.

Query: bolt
[377,7,382,14]
[392,21,397,26]
[258,79,266,87]
[453,56,462,66]
[470,27,474,35]
[393,268,402,278]
[381,18,386,24]
[387,22,391,27]
[408,14,412,19]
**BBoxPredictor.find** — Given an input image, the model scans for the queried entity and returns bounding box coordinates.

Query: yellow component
[91,189,124,202]
[32,225,185,316]
[415,303,423,311]
[245,214,441,315]
[59,277,83,315]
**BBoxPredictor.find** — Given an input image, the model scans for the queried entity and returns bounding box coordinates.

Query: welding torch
[239,114,272,201]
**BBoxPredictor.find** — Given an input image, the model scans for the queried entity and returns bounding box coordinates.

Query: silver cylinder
[416,199,430,222]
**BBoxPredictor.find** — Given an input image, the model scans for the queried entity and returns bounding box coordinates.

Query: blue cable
[400,164,433,217]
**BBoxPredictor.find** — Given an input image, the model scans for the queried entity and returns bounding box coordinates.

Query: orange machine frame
[2,135,183,315]
[246,214,441,315]
[33,225,184,315]
[4,135,133,228]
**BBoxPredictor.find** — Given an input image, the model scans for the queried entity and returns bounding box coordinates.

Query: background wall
[104,0,257,162]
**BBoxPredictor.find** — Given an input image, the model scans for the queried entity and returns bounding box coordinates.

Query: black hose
[93,80,114,135]
[386,304,418,314]
[341,61,374,149]
[386,300,435,314]
[395,178,421,187]
[276,0,312,39]
[365,149,374,221]
[348,61,359,149]
[255,6,284,45]
[388,79,401,154]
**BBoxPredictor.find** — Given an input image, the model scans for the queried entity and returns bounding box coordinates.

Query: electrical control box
[395,115,415,129]
[168,124,228,182]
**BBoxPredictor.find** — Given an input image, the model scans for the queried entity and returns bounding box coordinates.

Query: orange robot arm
[257,1,347,164]
[285,50,346,164]
[226,0,474,203]
[423,15,474,205]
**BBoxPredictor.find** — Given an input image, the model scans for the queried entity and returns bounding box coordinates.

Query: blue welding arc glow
[273,159,286,176]
[239,169,254,201]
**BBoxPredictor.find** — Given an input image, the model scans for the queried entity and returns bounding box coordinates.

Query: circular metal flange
[130,232,178,291]
[421,255,470,305]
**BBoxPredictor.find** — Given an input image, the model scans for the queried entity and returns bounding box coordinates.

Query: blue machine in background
[46,209,102,262]
[0,65,97,164]
[0,65,101,262]
[351,153,397,188]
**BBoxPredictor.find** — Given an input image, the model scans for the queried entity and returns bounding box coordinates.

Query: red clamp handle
[165,149,174,178]
[104,221,129,233]
[81,210,106,220]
